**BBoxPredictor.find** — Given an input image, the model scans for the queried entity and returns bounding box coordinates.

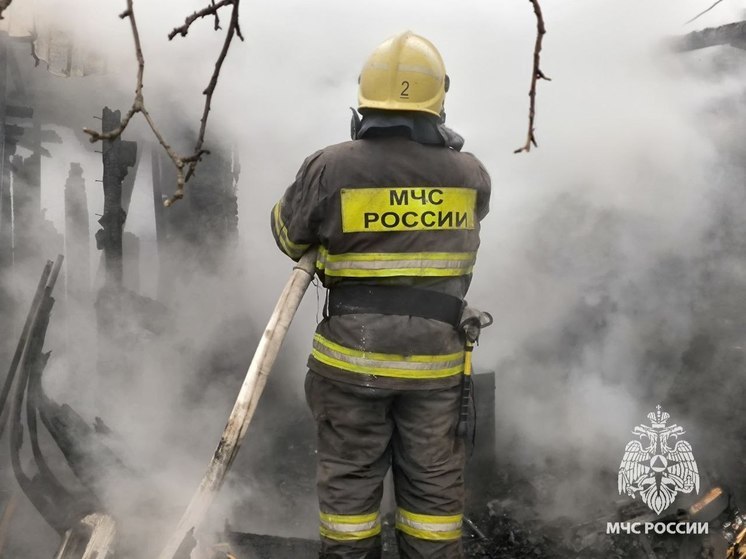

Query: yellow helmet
[358,31,449,117]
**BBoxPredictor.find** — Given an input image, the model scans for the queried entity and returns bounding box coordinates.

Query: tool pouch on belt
[456,305,493,441]
[459,305,493,345]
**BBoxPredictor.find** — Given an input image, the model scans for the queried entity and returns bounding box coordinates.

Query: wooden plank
[0,259,53,437]
[54,513,117,559]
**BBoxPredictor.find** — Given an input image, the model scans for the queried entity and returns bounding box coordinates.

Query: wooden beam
[675,20,746,51]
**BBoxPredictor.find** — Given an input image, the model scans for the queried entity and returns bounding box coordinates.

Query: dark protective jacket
[271,116,491,390]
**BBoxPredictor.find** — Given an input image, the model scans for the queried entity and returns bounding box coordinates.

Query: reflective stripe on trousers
[312,333,465,380]
[306,372,466,558]
[319,511,382,541]
[396,508,463,541]
[316,246,476,278]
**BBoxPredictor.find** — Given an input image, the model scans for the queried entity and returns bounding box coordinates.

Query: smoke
[2,0,746,556]
[463,0,746,521]
[1,3,270,555]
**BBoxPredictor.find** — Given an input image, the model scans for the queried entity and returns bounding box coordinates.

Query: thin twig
[211,0,221,31]
[685,0,727,25]
[168,0,233,39]
[83,0,243,207]
[515,0,551,154]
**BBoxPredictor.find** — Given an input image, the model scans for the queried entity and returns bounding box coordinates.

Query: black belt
[326,284,464,327]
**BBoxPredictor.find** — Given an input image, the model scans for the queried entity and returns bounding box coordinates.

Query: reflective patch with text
[340,187,476,232]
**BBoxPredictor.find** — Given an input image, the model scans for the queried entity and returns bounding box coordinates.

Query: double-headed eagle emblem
[618,405,699,515]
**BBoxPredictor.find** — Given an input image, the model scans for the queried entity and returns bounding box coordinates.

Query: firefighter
[271,31,491,559]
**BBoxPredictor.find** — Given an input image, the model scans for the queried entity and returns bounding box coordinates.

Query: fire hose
[156,249,317,559]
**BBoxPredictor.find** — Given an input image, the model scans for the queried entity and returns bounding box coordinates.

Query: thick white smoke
[2,0,746,555]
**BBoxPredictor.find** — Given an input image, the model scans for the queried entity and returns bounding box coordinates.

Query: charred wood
[122,232,140,292]
[675,20,746,51]
[4,256,132,543]
[7,256,93,533]
[39,396,132,495]
[95,107,136,289]
[0,260,52,439]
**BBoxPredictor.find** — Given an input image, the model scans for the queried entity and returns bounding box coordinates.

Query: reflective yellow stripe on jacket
[319,511,381,541]
[272,201,311,260]
[316,247,476,278]
[312,334,464,379]
[396,508,463,541]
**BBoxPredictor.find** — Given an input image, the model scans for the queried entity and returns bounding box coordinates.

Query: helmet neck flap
[350,108,464,152]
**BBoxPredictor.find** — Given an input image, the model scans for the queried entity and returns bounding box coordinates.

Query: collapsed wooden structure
[0,21,240,557]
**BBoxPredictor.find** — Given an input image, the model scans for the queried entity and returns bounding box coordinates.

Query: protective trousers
[305,371,466,559]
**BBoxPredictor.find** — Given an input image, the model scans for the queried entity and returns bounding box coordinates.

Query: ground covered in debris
[464,503,714,558]
[459,467,727,559]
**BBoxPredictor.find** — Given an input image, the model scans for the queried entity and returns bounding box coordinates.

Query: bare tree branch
[685,0,727,25]
[83,0,243,207]
[515,0,551,154]
[170,0,244,185]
